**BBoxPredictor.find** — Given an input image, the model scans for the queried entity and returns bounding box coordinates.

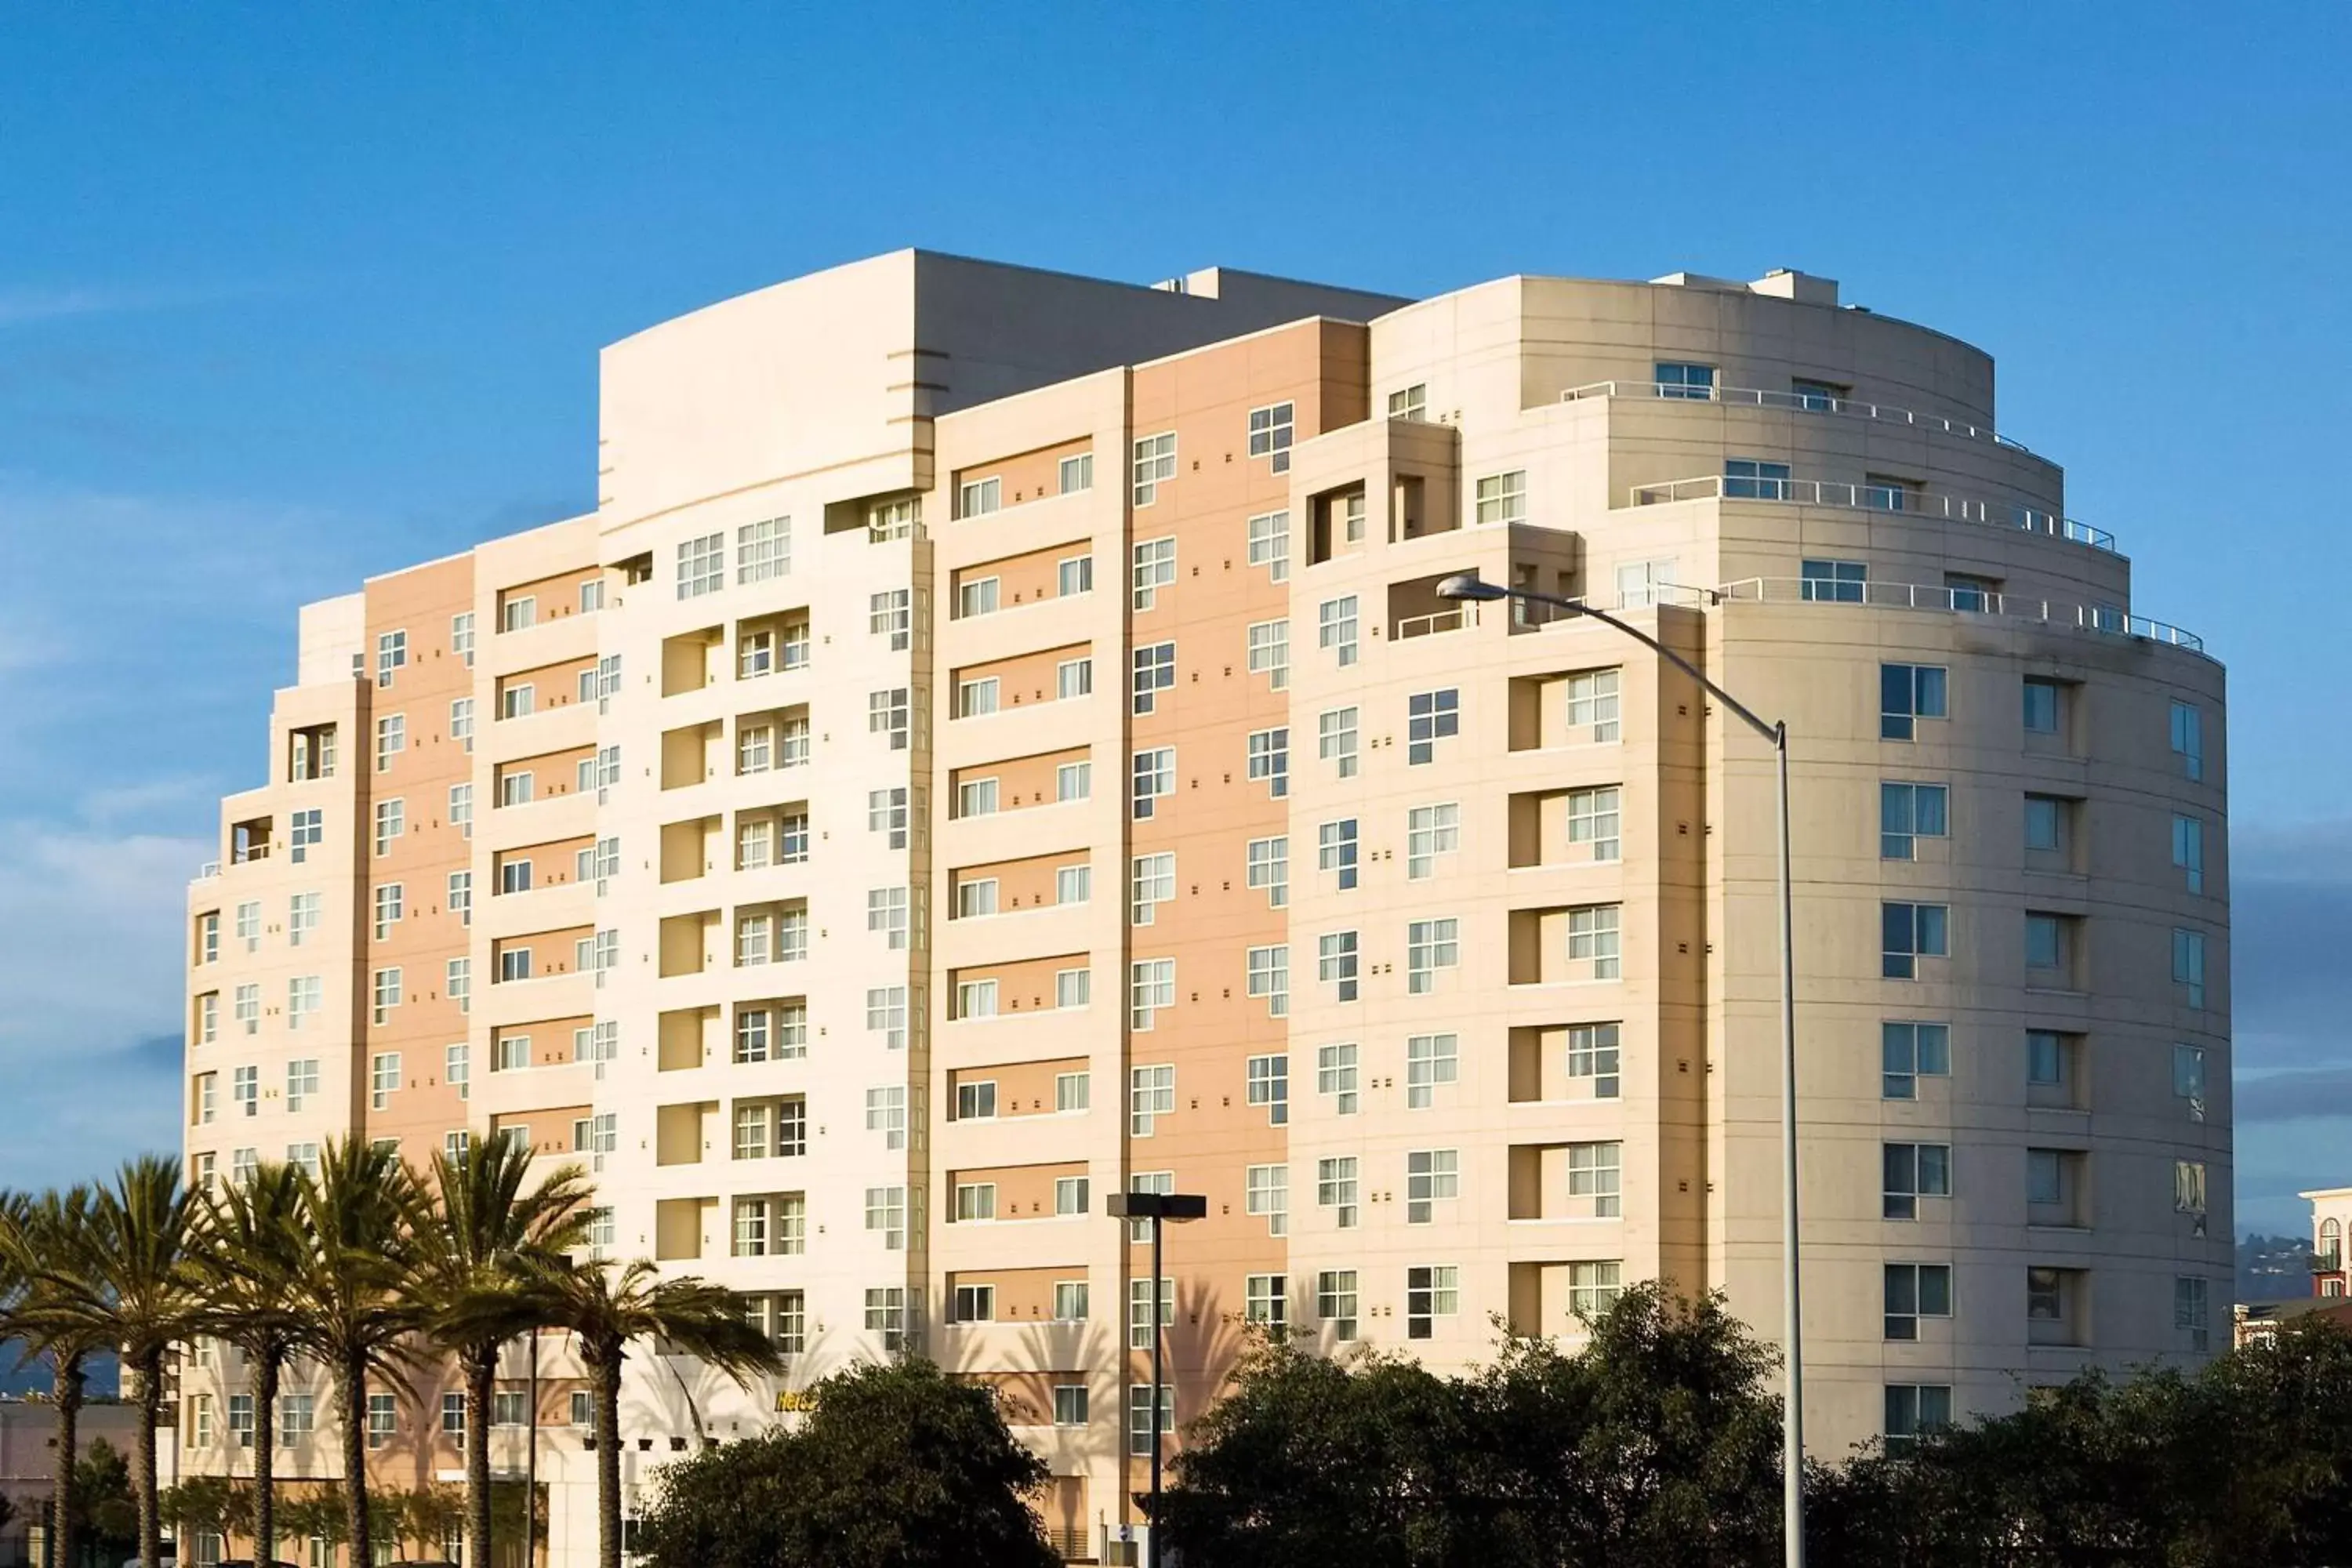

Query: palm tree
[0,1185,103,1568]
[194,1161,310,1566]
[15,1157,205,1568]
[408,1137,593,1568]
[289,1140,421,1568]
[532,1258,782,1568]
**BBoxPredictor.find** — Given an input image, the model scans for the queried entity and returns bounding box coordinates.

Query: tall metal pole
[1149,1213,1165,1568]
[1776,728,1806,1567]
[526,1327,541,1568]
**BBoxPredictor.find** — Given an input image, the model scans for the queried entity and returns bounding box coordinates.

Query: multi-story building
[2302,1185,2349,1298]
[182,249,2231,1565]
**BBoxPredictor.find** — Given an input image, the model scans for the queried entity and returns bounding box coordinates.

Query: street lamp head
[1106,1191,1208,1223]
[1434,572,1508,603]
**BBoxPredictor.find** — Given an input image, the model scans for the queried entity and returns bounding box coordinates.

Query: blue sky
[2,4,2345,1236]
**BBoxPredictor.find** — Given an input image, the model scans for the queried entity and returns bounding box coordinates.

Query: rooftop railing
[1712,577,2206,655]
[1631,474,2117,552]
[1560,379,2034,455]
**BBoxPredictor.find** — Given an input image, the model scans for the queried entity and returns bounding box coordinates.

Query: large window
[1566,670,1621,743]
[1132,537,1177,608]
[1882,1142,1952,1219]
[1880,783,1949,860]
[1405,1151,1458,1223]
[1132,642,1176,714]
[1406,689,1459,764]
[1882,902,1950,978]
[1247,402,1294,472]
[737,517,789,583]
[1132,748,1176,819]
[677,532,724,599]
[1881,1022,1951,1099]
[1884,1263,1952,1340]
[1133,433,1178,506]
[1880,663,1948,741]
[1247,510,1290,581]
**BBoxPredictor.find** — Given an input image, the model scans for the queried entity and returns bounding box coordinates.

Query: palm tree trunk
[51,1353,82,1568]
[253,1352,281,1566]
[597,1353,622,1568]
[339,1356,372,1568]
[466,1346,497,1568]
[132,1347,163,1568]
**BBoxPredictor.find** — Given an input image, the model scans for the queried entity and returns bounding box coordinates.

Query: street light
[1105,1189,1207,1567]
[1436,572,1807,1568]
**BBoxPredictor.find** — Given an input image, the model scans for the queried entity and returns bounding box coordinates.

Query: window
[1245,836,1288,909]
[288,807,323,862]
[1057,555,1094,600]
[279,1392,315,1446]
[1800,558,1867,603]
[955,1080,998,1122]
[1247,728,1289,797]
[287,975,321,1031]
[2175,1276,2210,1352]
[1057,656,1093,701]
[2170,701,2205,782]
[2172,815,2205,894]
[1057,1070,1090,1112]
[958,476,1001,517]
[1882,902,1950,978]
[1884,1263,1952,1340]
[1656,361,1715,399]
[1405,1033,1458,1109]
[372,967,402,1025]
[1722,458,1791,500]
[373,799,404,855]
[867,887,909,949]
[500,682,535,720]
[956,576,1000,622]
[373,714,406,772]
[450,611,475,666]
[1882,1022,1951,1099]
[865,1287,907,1348]
[2025,913,2076,982]
[1885,1385,1953,1450]
[1127,1276,1175,1348]
[1565,787,1621,862]
[1567,903,1622,980]
[2026,1031,2070,1100]
[1131,747,1175,819]
[231,984,258,1036]
[1247,619,1289,690]
[495,1033,530,1073]
[1406,918,1458,994]
[1566,670,1621,743]
[2022,677,2063,735]
[2172,927,2208,1007]
[1318,931,1359,1002]
[955,878,998,920]
[1316,1044,1359,1116]
[955,776,1000,820]
[1133,433,1177,506]
[446,958,470,1014]
[2173,1044,2208,1121]
[1880,663,1949,740]
[1881,783,1949,860]
[1246,945,1288,1018]
[1055,863,1092,906]
[2024,794,2065,854]
[1054,1280,1091,1321]
[1568,1261,1623,1323]
[498,944,533,982]
[1319,706,1359,777]
[1240,1162,1290,1246]
[1388,383,1428,420]
[956,978,998,1020]
[1247,401,1294,472]
[1127,1384,1175,1456]
[1405,1265,1459,1340]
[1246,1054,1288,1126]
[1317,1271,1360,1340]
[1132,641,1175,713]
[1247,510,1290,581]
[1882,1142,1952,1218]
[865,587,911,652]
[867,987,908,1050]
[1053,1174,1090,1217]
[956,676,1000,719]
[285,1058,319,1113]
[1406,688,1459,764]
[869,688,909,750]
[861,1085,907,1151]
[580,576,607,612]
[1131,852,1176,925]
[228,1395,255,1448]
[1060,452,1094,494]
[1051,1385,1088,1428]
[1405,1149,1458,1224]
[1567,1024,1621,1098]
[1131,958,1175,1029]
[375,629,407,687]
[1130,1064,1175,1136]
[866,1189,906,1250]
[367,1392,395,1449]
[1475,470,1527,525]
[677,532,724,598]
[950,1281,996,1324]
[2176,1159,2209,1225]
[1566,1141,1622,1218]
[1315,595,1360,670]
[1056,760,1091,802]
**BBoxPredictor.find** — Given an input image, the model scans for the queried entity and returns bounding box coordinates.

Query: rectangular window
[1054,1175,1090,1217]
[2023,677,2061,735]
[1313,1271,1363,1343]
[2173,1044,2208,1120]
[1131,958,1175,1030]
[1247,728,1288,798]
[1570,1260,1625,1323]
[954,878,998,920]
[1881,1022,1951,1099]
[1566,670,1621,743]
[1655,361,1716,399]
[1127,1384,1175,1457]
[1566,903,1622,980]
[866,1287,907,1346]
[1131,641,1175,714]
[1884,1264,1953,1341]
[956,978,998,1020]
[2173,927,2207,1007]
[1316,595,1359,669]
[372,799,404,855]
[1474,470,1527,525]
[2024,793,2064,854]
[371,967,402,1025]
[1565,787,1621,863]
[1882,1142,1953,1219]
[1127,1276,1175,1348]
[1246,1054,1288,1126]
[1247,401,1294,472]
[1131,747,1175,819]
[1880,663,1949,741]
[1057,760,1091,801]
[1880,782,1950,860]
[1399,802,1458,880]
[1566,1141,1622,1218]
[1057,656,1093,701]
[1245,945,1288,1018]
[1247,510,1291,582]
[1318,931,1359,1002]
[1319,707,1359,778]
[1406,689,1459,764]
[2172,815,2205,894]
[865,1189,906,1250]
[2170,701,2205,782]
[867,987,908,1050]
[1387,383,1428,420]
[373,714,406,772]
[1405,1149,1459,1224]
[1722,458,1791,499]
[1245,835,1288,909]
[867,887,908,950]
[449,611,475,666]
[869,688,909,750]
[2025,912,2077,982]
[958,476,1001,517]
[1054,1280,1091,1322]
[956,677,1000,719]
[1129,1063,1175,1136]
[1247,619,1289,690]
[285,1058,319,1113]
[1056,865,1091,906]
[1133,538,1178,611]
[1243,1164,1288,1237]
[956,576,1000,619]
[953,1184,996,1223]
[1405,1033,1458,1109]
[1060,452,1094,494]
[1052,1385,1088,1427]
[1405,1265,1460,1340]
[955,1080,999,1122]
[1056,1070,1091,1112]
[2175,1276,2210,1352]
[1316,1044,1359,1116]
[375,629,407,687]
[677,532,724,599]
[1132,434,1177,507]
[1131,851,1176,925]
[1567,1023,1621,1098]
[1886,1385,1954,1450]
[1317,1156,1360,1228]
[866,587,911,652]
[1800,558,1867,603]
[1882,902,1951,978]
[1406,918,1458,994]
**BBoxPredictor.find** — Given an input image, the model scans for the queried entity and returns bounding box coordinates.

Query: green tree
[530,1258,782,1568]
[290,1140,422,1568]
[634,1359,1057,1568]
[401,1483,465,1561]
[407,1137,592,1568]
[0,1186,103,1568]
[193,1160,310,1566]
[74,1435,140,1562]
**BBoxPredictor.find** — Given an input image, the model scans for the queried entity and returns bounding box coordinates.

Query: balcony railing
[1560,379,2035,455]
[1711,577,2206,655]
[1632,473,2116,552]
[195,860,221,881]
[1393,608,1471,641]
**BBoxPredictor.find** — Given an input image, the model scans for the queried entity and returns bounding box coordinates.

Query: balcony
[1712,577,2207,657]
[1631,473,2115,552]
[1561,378,2035,455]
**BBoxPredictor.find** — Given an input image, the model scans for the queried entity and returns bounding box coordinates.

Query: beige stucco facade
[183,251,2230,1565]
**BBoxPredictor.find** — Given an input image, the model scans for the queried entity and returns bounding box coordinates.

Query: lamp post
[1105,1189,1207,1567]
[1436,572,1806,1568]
